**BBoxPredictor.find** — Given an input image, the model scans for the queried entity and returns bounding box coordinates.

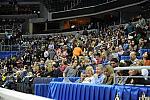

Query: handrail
[114,66,150,84]
[114,66,150,71]
[0,44,27,51]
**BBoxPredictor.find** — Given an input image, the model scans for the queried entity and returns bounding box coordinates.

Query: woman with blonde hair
[94,64,106,84]
[100,51,109,65]
[82,66,95,84]
[103,65,114,85]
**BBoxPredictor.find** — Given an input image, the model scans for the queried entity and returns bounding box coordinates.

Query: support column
[119,11,122,24]
[45,22,48,31]
[29,22,33,34]
[60,21,64,30]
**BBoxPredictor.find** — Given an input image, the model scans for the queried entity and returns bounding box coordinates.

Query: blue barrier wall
[35,82,150,100]
[0,51,19,59]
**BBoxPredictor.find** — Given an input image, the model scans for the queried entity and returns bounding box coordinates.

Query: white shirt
[82,76,95,84]
[44,51,49,58]
[141,69,149,80]
[48,44,54,49]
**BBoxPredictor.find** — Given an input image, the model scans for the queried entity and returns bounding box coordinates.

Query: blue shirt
[94,74,106,84]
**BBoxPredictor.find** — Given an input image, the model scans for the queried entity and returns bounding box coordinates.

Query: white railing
[114,66,150,84]
[0,87,53,100]
[114,66,150,71]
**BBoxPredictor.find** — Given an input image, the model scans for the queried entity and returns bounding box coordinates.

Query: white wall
[0,88,53,100]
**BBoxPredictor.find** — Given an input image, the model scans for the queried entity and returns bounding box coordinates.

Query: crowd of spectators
[0,15,150,90]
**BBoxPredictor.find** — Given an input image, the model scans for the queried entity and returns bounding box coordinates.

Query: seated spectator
[76,71,86,83]
[143,52,150,66]
[103,65,114,85]
[95,53,102,64]
[20,65,28,79]
[45,60,53,72]
[124,60,133,67]
[62,46,68,58]
[78,59,87,71]
[82,66,95,84]
[2,72,7,82]
[49,62,63,77]
[100,51,109,65]
[94,64,106,84]
[141,69,149,80]
[135,60,143,66]
[59,61,68,72]
[136,59,149,80]
[116,63,129,84]
[118,45,124,56]
[36,67,46,77]
[14,71,22,83]
[125,68,150,85]
[63,60,79,77]
[129,40,138,52]
[110,58,119,68]
[138,38,145,49]
[129,51,138,64]
[2,76,15,90]
[111,46,120,59]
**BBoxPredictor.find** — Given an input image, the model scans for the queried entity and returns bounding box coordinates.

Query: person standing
[44,49,49,61]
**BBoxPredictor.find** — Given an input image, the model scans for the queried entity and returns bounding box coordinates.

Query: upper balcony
[50,0,149,20]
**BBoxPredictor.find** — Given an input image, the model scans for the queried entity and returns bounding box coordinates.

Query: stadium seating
[140,49,150,56]
[0,51,18,59]
[120,56,142,61]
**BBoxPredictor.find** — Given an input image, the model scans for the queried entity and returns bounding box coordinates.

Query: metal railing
[0,45,27,51]
[0,45,27,59]
[114,66,150,84]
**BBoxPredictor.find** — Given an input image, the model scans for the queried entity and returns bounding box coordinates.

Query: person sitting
[47,62,63,77]
[103,65,114,85]
[94,64,106,84]
[110,58,119,68]
[63,60,79,77]
[76,71,86,83]
[115,62,131,85]
[125,68,150,85]
[129,51,138,64]
[143,52,150,66]
[82,66,95,84]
